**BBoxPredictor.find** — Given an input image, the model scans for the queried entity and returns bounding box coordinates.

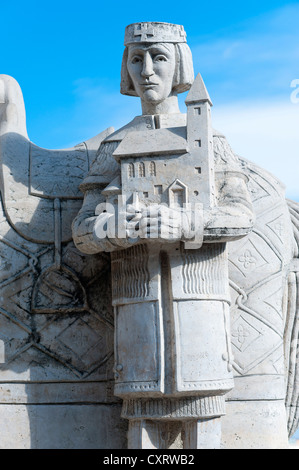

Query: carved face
[127,43,176,103]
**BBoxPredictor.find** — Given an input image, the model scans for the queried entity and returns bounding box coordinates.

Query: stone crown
[124,22,187,46]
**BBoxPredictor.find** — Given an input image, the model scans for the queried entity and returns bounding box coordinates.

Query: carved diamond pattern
[247,177,270,203]
[231,315,262,353]
[57,317,103,360]
[266,215,284,243]
[230,239,268,277]
[0,240,29,284]
[0,309,31,366]
[0,266,109,379]
[229,280,284,375]
[231,311,282,375]
[0,218,111,380]
[264,287,283,320]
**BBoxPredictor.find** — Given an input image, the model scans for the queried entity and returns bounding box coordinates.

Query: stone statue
[0,21,299,449]
[72,22,255,449]
[71,22,299,449]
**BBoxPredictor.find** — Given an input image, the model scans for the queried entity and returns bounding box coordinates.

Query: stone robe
[73,113,256,421]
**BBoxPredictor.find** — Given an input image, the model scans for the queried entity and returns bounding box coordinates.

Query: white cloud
[190,4,299,103]
[185,4,299,202]
[212,98,299,201]
[67,79,299,202]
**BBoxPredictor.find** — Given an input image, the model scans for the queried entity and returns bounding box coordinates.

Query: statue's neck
[140,95,180,116]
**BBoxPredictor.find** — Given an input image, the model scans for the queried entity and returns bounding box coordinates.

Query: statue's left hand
[137,204,192,242]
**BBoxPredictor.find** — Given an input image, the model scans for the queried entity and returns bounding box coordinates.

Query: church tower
[185,73,215,210]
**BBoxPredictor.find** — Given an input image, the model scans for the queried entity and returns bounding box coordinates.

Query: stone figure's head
[120,22,194,104]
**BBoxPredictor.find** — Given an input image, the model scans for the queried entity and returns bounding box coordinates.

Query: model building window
[128,163,135,178]
[154,185,163,195]
[149,161,156,176]
[138,162,145,177]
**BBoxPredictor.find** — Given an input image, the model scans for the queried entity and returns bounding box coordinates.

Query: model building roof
[113,127,188,161]
[185,73,213,106]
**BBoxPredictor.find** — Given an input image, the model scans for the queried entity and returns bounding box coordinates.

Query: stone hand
[125,204,143,240]
[138,204,192,242]
[93,205,143,248]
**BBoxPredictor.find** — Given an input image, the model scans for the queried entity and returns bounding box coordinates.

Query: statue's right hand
[125,204,143,239]
[93,211,114,241]
[93,206,142,248]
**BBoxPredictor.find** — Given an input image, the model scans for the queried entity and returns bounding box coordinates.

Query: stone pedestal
[222,400,289,449]
[0,403,126,449]
[183,418,222,449]
[127,417,222,449]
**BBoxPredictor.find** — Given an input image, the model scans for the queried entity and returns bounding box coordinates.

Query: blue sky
[1,0,299,201]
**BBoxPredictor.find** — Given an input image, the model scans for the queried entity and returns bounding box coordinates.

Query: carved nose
[141,53,154,78]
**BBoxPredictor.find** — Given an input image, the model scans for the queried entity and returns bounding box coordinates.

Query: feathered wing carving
[285,198,299,437]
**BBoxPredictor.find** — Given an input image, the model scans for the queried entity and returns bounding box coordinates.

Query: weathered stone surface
[0,75,123,448]
[221,401,289,449]
[0,404,126,449]
[73,21,299,449]
[1,21,299,449]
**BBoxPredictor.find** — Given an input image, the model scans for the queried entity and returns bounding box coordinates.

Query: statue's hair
[120,42,194,96]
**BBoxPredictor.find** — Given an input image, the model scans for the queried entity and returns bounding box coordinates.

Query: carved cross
[179,28,187,40]
[134,24,155,41]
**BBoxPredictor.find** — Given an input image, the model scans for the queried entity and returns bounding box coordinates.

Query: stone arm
[72,134,254,254]
[72,189,106,254]
[72,186,136,254]
[73,168,254,254]
[135,169,254,246]
[203,170,255,243]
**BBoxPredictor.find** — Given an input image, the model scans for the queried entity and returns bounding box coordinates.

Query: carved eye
[131,56,142,64]
[154,55,167,62]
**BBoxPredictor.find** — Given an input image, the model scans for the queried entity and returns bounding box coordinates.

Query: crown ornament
[124,22,187,45]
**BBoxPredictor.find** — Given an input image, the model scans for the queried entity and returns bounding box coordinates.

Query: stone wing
[0,74,113,243]
[0,75,115,382]
[285,198,299,437]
